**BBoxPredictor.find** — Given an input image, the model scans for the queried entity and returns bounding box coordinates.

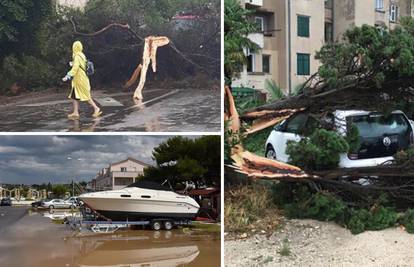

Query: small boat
[79,182,200,221]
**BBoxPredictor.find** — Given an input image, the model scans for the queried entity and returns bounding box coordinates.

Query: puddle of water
[0,209,220,267]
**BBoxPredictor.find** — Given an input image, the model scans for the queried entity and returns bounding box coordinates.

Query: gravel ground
[225,219,414,267]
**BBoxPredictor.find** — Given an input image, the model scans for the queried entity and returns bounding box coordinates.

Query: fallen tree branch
[70,17,143,41]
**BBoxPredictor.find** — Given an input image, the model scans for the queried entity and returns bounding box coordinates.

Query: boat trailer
[66,217,192,233]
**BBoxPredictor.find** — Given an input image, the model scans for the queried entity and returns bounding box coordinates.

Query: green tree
[52,184,67,197]
[0,0,52,55]
[286,129,349,171]
[141,136,220,188]
[224,0,259,81]
[314,19,414,92]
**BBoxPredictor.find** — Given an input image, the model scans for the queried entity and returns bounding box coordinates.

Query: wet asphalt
[0,88,221,132]
[0,207,27,232]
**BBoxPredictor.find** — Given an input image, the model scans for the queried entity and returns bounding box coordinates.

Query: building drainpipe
[332,0,335,39]
[287,0,292,95]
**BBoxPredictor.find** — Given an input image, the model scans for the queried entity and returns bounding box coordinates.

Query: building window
[376,0,384,11]
[247,49,255,72]
[255,16,264,32]
[114,177,134,186]
[120,167,127,172]
[390,4,399,22]
[262,55,270,74]
[325,0,333,9]
[297,53,310,75]
[325,22,333,43]
[297,15,310,37]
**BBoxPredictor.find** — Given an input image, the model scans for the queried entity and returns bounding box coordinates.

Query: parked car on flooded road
[31,199,51,208]
[41,199,76,209]
[0,198,12,206]
[265,110,414,168]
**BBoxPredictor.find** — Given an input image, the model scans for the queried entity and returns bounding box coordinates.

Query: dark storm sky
[0,135,173,184]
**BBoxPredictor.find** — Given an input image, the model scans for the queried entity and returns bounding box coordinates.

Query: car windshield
[347,114,409,138]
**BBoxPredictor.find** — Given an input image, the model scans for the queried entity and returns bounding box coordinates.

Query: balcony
[246,0,263,7]
[248,33,264,49]
[111,171,141,178]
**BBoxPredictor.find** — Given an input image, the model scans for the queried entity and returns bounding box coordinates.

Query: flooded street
[0,88,220,132]
[0,207,221,267]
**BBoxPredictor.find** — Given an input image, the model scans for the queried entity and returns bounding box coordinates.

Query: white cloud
[0,146,27,154]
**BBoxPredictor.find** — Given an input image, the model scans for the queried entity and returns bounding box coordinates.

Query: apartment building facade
[93,157,150,191]
[234,0,414,95]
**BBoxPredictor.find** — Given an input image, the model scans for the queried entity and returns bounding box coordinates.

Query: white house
[94,157,151,191]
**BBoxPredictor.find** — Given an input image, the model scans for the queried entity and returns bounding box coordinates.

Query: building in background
[56,0,88,9]
[91,157,150,191]
[233,0,414,95]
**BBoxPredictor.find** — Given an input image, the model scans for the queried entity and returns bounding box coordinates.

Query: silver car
[41,199,76,209]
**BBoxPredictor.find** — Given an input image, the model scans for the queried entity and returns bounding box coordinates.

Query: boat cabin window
[120,194,131,198]
[141,195,151,198]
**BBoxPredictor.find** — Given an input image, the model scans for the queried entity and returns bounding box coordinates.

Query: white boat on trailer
[78,181,200,230]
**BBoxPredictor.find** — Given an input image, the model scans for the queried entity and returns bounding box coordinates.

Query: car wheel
[266,145,277,160]
[164,220,173,230]
[151,221,162,231]
[70,205,75,209]
[49,205,54,210]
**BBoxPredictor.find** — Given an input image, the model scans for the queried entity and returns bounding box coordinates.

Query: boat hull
[95,210,198,221]
[80,195,199,221]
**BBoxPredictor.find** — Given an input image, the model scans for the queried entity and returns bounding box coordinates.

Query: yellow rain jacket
[68,41,91,102]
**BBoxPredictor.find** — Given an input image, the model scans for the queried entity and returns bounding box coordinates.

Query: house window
[325,22,333,43]
[120,167,127,172]
[255,16,264,32]
[325,0,333,9]
[390,4,399,22]
[376,0,384,10]
[297,15,310,37]
[114,177,133,186]
[262,55,270,74]
[247,49,255,72]
[297,53,310,75]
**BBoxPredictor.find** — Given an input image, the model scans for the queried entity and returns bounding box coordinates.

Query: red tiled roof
[186,187,220,196]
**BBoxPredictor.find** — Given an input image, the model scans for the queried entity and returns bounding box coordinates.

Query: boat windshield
[127,181,172,191]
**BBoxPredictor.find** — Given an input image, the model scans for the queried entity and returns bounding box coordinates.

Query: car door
[277,113,308,162]
[55,199,63,208]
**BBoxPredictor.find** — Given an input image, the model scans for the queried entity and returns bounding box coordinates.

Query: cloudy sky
[0,135,175,184]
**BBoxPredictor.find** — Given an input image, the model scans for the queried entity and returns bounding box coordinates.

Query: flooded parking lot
[0,207,220,267]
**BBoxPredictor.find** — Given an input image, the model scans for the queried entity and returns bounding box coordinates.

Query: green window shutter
[297,15,309,37]
[297,53,310,75]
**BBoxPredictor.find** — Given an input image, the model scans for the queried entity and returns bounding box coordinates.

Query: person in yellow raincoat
[62,41,102,119]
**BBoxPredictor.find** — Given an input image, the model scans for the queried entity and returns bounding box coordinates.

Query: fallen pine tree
[225,19,414,210]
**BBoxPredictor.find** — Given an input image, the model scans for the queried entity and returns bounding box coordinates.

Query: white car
[41,199,76,209]
[65,197,80,206]
[265,110,414,168]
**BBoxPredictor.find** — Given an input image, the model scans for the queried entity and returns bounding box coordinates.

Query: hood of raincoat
[72,41,84,59]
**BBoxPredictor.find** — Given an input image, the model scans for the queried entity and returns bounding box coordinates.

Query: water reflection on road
[0,209,220,267]
[0,89,220,132]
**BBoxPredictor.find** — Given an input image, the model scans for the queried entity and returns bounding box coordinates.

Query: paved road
[0,207,27,232]
[0,88,221,132]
